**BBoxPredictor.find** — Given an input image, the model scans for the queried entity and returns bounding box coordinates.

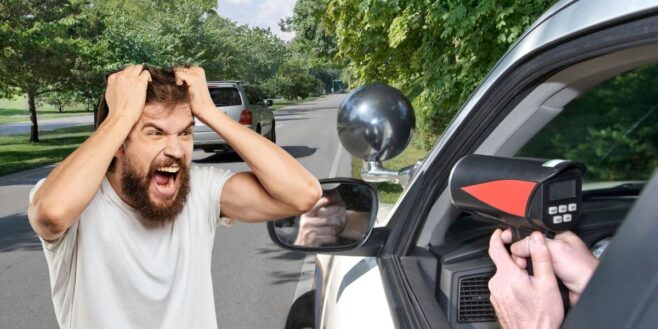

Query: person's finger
[121,64,134,74]
[511,254,527,269]
[302,215,343,228]
[501,228,513,244]
[488,229,516,270]
[308,232,336,246]
[128,64,143,76]
[510,235,532,258]
[315,196,331,208]
[303,197,331,217]
[173,67,190,86]
[529,232,556,280]
[555,230,581,244]
[138,69,152,83]
[317,205,342,217]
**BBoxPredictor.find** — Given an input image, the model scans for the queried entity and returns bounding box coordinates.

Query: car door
[313,2,658,329]
[368,5,658,329]
[244,86,266,135]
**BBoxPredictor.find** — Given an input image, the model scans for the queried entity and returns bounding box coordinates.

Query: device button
[559,205,567,213]
[568,203,577,211]
[563,214,572,222]
[553,215,563,224]
[548,206,558,215]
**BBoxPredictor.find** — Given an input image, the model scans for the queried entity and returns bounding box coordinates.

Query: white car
[269,0,658,328]
[193,81,275,152]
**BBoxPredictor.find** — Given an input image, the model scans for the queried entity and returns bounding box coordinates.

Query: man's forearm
[196,107,320,211]
[29,116,134,239]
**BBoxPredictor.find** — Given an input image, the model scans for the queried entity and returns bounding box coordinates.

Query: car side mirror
[266,99,273,107]
[267,178,378,252]
[337,83,420,187]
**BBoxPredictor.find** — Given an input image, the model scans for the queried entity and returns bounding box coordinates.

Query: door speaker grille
[458,273,496,323]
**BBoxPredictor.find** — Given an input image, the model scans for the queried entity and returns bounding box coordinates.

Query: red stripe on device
[462,180,537,217]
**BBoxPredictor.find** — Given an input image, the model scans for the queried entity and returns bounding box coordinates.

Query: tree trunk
[28,90,39,143]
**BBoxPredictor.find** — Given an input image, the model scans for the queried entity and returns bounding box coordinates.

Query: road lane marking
[329,143,343,178]
[292,143,344,302]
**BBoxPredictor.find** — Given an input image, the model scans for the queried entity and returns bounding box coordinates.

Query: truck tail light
[239,109,252,125]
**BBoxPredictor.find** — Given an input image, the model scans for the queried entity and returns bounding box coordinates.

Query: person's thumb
[529,232,556,281]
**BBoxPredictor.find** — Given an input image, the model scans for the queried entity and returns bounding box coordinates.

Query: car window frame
[373,14,658,329]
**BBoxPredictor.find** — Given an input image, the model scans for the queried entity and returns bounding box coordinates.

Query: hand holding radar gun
[449,154,587,310]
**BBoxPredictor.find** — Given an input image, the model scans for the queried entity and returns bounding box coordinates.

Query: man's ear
[115,144,125,159]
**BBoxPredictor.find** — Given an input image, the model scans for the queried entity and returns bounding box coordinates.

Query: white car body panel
[318,256,394,329]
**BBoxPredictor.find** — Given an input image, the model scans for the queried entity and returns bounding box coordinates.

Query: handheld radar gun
[449,155,587,241]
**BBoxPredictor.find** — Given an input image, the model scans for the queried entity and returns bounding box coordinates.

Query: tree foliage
[281,0,336,65]
[0,0,102,142]
[520,63,658,181]
[1,0,291,142]
[324,0,555,147]
[261,59,325,100]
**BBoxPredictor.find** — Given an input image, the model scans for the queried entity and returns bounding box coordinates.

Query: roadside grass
[270,96,320,110]
[0,125,93,177]
[0,96,91,125]
[351,136,430,204]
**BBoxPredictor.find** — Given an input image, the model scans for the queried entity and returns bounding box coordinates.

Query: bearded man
[27,65,321,329]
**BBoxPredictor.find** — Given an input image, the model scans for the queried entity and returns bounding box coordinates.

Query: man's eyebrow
[141,121,195,133]
[141,122,164,131]
[181,121,195,131]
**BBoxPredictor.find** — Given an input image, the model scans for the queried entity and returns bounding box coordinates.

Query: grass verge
[270,96,320,110]
[351,136,430,204]
[0,125,93,177]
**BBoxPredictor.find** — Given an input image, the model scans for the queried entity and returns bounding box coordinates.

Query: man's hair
[95,65,190,129]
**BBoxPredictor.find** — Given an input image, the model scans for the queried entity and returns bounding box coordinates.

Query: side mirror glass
[266,99,273,107]
[267,179,378,252]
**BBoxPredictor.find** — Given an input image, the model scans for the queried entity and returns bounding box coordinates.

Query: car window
[254,87,267,102]
[244,87,261,105]
[518,62,658,182]
[209,87,242,106]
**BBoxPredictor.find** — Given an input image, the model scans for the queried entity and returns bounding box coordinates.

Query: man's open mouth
[152,165,180,199]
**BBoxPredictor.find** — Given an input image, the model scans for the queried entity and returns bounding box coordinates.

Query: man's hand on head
[173,66,215,119]
[488,229,564,329]
[105,64,151,125]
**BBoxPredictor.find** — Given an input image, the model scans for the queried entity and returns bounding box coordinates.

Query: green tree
[262,59,324,100]
[0,0,100,142]
[281,0,337,65]
[520,63,658,181]
[325,0,555,147]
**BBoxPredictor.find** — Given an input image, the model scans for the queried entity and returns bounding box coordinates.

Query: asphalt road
[0,115,94,136]
[0,94,350,329]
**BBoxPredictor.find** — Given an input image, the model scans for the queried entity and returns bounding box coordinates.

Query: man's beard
[121,157,191,227]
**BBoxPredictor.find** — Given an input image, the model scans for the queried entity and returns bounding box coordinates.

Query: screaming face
[115,101,195,227]
[121,155,190,227]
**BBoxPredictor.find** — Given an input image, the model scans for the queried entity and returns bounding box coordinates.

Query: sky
[217,0,297,41]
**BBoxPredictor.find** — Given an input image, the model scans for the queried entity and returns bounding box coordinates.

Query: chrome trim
[361,160,422,188]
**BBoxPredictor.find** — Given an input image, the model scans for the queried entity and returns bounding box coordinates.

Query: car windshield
[518,62,658,185]
[209,87,242,106]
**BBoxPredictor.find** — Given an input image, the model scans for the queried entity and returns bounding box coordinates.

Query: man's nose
[163,135,184,159]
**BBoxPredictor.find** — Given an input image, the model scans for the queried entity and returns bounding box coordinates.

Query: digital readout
[549,180,576,201]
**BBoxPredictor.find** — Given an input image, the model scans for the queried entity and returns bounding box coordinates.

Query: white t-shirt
[29,165,234,329]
